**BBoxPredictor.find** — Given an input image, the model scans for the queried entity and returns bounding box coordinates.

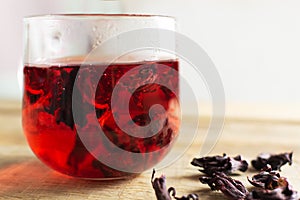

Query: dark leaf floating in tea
[251,152,293,171]
[200,172,249,200]
[151,169,198,200]
[191,153,248,175]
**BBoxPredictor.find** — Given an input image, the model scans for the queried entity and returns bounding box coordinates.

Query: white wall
[1,0,300,105]
[0,0,120,100]
[0,1,40,100]
[122,0,300,104]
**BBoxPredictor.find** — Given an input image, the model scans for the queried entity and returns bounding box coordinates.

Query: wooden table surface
[1,100,300,199]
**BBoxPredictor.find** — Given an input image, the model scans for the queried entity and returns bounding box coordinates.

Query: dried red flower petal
[191,153,248,175]
[200,172,249,200]
[168,187,199,200]
[248,165,281,190]
[151,169,199,200]
[251,152,293,171]
[247,165,300,200]
[246,179,300,200]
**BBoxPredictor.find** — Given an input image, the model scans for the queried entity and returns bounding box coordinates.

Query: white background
[1,0,300,106]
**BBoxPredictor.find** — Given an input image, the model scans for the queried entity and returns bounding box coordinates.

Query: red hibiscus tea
[22,60,179,178]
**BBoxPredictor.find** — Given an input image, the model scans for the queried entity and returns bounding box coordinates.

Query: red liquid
[22,60,179,178]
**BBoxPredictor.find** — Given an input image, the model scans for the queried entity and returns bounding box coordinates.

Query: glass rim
[23,13,176,21]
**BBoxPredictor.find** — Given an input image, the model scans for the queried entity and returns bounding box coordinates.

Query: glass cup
[22,14,179,179]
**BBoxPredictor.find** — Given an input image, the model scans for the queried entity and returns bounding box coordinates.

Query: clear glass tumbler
[22,14,179,179]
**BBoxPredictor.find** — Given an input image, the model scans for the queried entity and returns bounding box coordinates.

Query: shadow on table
[0,157,135,198]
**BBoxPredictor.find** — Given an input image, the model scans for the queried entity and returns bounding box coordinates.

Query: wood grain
[1,100,300,199]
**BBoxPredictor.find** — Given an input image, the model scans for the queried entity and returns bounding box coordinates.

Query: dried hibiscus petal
[200,172,249,200]
[191,153,248,175]
[248,165,282,190]
[247,165,300,200]
[251,152,293,171]
[151,169,199,200]
[246,179,300,200]
[168,187,199,200]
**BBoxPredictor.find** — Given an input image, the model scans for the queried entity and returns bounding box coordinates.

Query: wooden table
[1,100,300,199]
